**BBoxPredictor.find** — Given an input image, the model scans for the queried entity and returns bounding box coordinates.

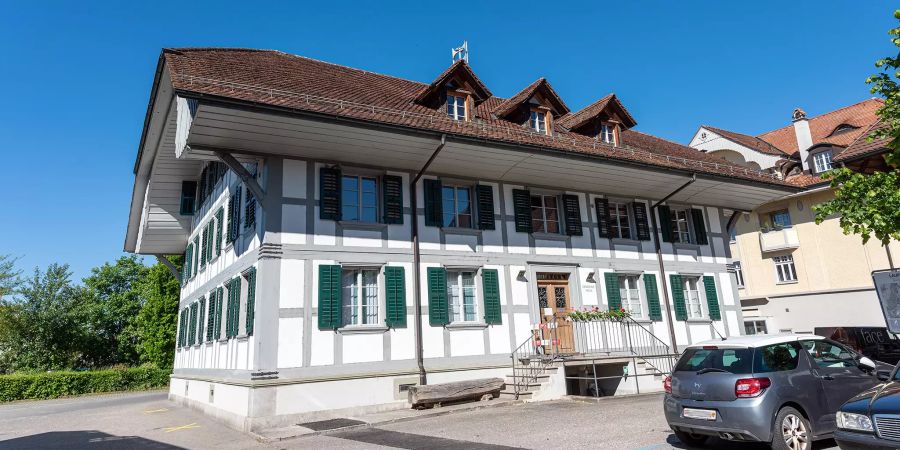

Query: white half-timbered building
[125,48,798,430]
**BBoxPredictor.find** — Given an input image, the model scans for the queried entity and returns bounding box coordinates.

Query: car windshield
[675,347,753,374]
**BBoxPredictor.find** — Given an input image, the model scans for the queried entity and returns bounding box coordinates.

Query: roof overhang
[126,83,798,255]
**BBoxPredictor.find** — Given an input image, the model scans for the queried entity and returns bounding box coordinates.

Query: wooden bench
[407,377,505,409]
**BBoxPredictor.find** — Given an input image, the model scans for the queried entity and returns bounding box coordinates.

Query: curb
[250,398,525,443]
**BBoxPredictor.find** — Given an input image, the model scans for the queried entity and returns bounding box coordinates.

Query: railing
[509,317,679,399]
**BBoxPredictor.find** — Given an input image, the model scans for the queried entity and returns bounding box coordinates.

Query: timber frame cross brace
[213,150,266,206]
[154,255,181,283]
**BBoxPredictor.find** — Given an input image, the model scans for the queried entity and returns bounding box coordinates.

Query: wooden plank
[407,377,504,409]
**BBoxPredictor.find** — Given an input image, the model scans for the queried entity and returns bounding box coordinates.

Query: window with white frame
[530,194,560,234]
[529,110,547,134]
[733,261,745,288]
[600,123,615,145]
[608,202,632,239]
[341,268,379,326]
[618,275,642,319]
[671,208,692,243]
[683,277,703,319]
[447,94,466,121]
[446,270,477,322]
[812,151,833,173]
[341,175,378,223]
[744,320,768,335]
[774,255,798,283]
[441,185,473,228]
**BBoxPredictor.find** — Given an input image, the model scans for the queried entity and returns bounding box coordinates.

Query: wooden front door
[537,273,575,354]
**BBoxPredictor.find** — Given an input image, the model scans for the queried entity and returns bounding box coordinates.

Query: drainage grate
[298,418,367,431]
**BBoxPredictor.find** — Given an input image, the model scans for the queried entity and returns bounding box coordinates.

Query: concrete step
[504,374,551,381]
[499,390,533,400]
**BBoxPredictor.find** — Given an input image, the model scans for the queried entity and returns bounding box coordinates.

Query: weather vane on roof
[451,41,468,63]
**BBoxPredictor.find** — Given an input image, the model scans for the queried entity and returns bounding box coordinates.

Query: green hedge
[0,366,171,402]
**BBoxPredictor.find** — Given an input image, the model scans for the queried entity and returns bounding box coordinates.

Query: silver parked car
[663,334,890,450]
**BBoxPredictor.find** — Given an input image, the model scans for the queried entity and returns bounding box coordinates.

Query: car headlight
[836,411,873,432]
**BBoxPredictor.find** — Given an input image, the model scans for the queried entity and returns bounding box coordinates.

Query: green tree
[0,264,85,373]
[814,10,900,253]
[78,256,148,368]
[0,255,19,301]
[134,257,181,368]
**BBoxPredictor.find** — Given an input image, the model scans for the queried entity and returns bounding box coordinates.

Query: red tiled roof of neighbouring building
[161,48,788,186]
[833,120,890,163]
[491,77,570,118]
[558,94,637,130]
[756,98,883,155]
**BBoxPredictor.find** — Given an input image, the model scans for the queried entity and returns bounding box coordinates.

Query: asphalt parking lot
[0,391,838,449]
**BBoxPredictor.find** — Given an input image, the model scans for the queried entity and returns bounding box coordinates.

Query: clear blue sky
[0,1,895,280]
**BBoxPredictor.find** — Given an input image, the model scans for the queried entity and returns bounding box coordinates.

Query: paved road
[0,391,838,449]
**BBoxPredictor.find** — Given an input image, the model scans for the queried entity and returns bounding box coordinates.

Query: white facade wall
[170,155,742,430]
[689,128,783,171]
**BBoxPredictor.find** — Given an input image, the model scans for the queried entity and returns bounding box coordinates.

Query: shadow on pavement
[666,433,837,449]
[0,430,184,450]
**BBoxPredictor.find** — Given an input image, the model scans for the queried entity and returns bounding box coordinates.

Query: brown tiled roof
[756,98,883,155]
[492,78,570,118]
[834,120,889,162]
[784,173,829,188]
[558,94,637,130]
[162,48,787,186]
[701,125,788,156]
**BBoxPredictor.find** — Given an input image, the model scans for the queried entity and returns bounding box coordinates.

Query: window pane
[457,188,470,214]
[342,270,359,326]
[462,272,476,321]
[362,270,378,325]
[447,272,461,322]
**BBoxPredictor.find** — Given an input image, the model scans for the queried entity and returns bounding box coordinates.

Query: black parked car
[834,365,900,449]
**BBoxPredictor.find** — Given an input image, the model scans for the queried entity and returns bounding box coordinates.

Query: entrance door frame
[526,264,583,325]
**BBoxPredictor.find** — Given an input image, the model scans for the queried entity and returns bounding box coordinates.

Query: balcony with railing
[759,227,800,252]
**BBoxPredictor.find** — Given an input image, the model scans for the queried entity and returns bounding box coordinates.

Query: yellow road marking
[144,408,169,413]
[163,423,200,433]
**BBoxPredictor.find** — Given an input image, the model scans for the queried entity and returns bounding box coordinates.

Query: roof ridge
[270,50,431,87]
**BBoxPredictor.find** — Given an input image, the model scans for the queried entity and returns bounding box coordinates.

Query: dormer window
[529,110,547,134]
[812,150,833,173]
[447,93,467,121]
[600,123,616,145]
[831,124,857,136]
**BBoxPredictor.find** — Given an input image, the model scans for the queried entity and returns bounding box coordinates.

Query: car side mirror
[858,356,877,371]
[877,370,892,382]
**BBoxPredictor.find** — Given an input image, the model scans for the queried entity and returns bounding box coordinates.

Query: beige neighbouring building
[689,99,899,335]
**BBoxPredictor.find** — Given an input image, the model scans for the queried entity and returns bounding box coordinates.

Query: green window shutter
[561,194,583,236]
[482,269,502,325]
[177,311,182,347]
[215,287,224,340]
[318,265,341,330]
[633,202,651,241]
[244,189,256,229]
[382,175,404,225]
[512,189,533,233]
[595,198,611,238]
[476,185,496,230]
[423,179,443,227]
[192,236,199,277]
[230,277,241,337]
[226,196,235,244]
[319,167,342,220]
[691,209,708,245]
[200,227,208,267]
[644,274,662,321]
[230,186,242,242]
[189,303,197,346]
[384,266,406,328]
[604,273,622,310]
[245,268,256,336]
[658,206,674,243]
[703,276,721,321]
[206,290,216,342]
[215,207,224,256]
[427,267,449,326]
[670,274,687,321]
[181,248,189,283]
[198,297,206,344]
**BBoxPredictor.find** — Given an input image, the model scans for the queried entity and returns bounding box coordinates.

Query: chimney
[792,108,814,172]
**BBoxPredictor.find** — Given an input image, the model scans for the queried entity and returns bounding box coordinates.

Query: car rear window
[675,348,753,374]
[753,342,801,373]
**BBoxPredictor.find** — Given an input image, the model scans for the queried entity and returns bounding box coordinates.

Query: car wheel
[673,430,708,447]
[772,407,810,450]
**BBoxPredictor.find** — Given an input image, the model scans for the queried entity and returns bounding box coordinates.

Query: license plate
[683,408,717,421]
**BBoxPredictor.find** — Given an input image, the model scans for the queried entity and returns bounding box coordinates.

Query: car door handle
[821,375,835,381]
